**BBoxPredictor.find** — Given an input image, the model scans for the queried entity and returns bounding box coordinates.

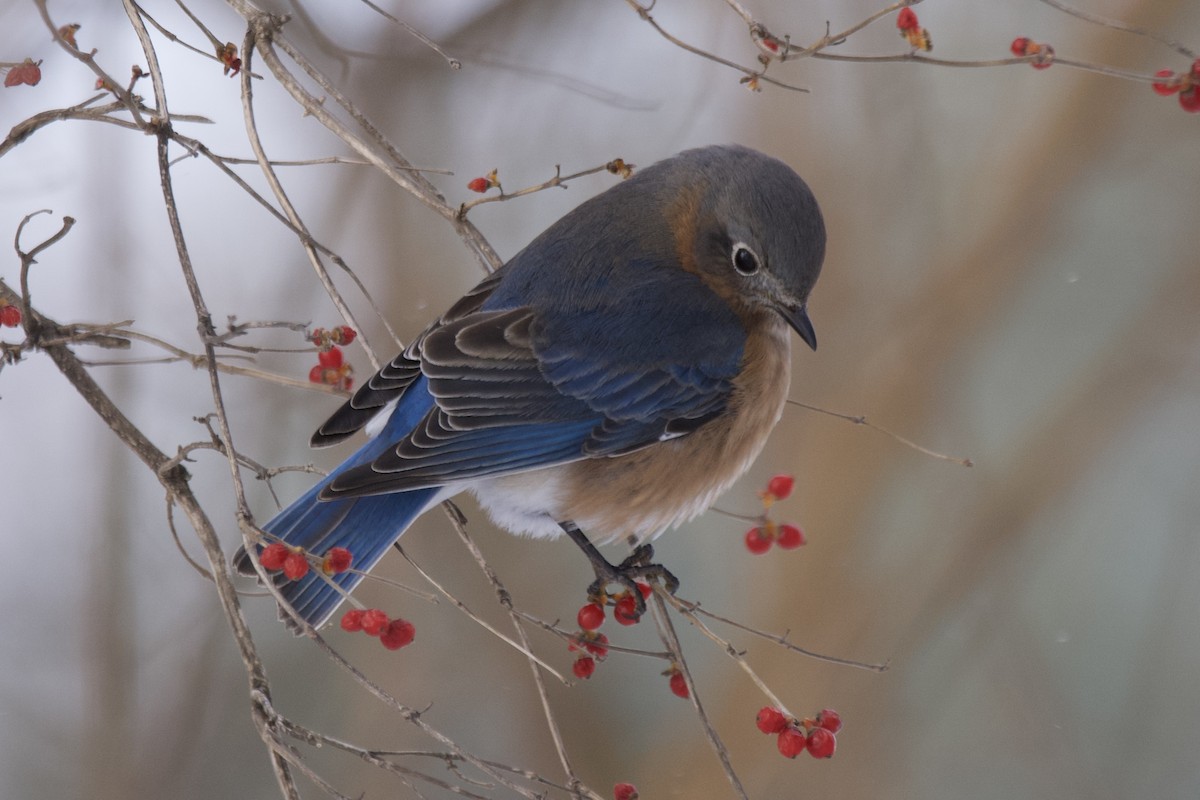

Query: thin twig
[662,593,789,714]
[305,631,553,800]
[444,507,603,800]
[1036,0,1196,59]
[396,545,569,684]
[237,29,384,371]
[278,720,597,798]
[353,0,463,69]
[267,707,495,799]
[135,1,265,79]
[787,398,974,467]
[90,326,349,396]
[509,608,673,660]
[677,596,890,673]
[10,231,297,799]
[243,10,504,275]
[119,3,301,794]
[33,0,150,129]
[165,493,217,581]
[649,592,749,800]
[623,0,809,93]
[14,210,75,335]
[456,161,627,219]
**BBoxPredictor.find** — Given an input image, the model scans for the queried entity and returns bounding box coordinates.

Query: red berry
[259,542,289,570]
[1010,37,1031,57]
[744,526,773,554]
[1180,87,1200,113]
[1030,43,1055,70]
[613,783,639,800]
[322,546,353,574]
[1153,69,1180,96]
[467,177,490,193]
[584,632,609,659]
[766,473,794,501]
[613,594,640,626]
[777,524,806,550]
[573,656,596,679]
[806,727,837,759]
[668,670,689,699]
[282,551,310,580]
[336,325,356,344]
[756,706,788,734]
[3,59,41,88]
[340,609,364,632]
[0,304,21,327]
[816,708,843,734]
[380,618,416,650]
[635,581,653,600]
[308,365,326,384]
[777,726,807,758]
[1192,58,1200,78]
[577,602,605,631]
[360,608,389,636]
[896,7,918,31]
[318,346,344,368]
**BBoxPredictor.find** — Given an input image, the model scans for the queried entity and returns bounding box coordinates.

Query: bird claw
[586,550,679,617]
[560,522,679,618]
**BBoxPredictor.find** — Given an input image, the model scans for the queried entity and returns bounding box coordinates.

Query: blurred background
[2,0,1199,798]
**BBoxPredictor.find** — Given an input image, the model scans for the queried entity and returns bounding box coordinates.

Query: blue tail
[260,478,438,629]
[242,381,441,629]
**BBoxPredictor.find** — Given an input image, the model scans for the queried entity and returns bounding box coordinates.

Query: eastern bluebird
[235,144,826,629]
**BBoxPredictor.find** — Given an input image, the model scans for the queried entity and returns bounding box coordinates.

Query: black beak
[778,303,817,351]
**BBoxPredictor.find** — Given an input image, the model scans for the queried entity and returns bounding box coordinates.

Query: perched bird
[235,144,826,629]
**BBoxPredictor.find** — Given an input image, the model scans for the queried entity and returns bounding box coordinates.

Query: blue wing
[322,258,747,498]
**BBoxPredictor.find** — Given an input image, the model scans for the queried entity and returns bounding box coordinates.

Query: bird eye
[731,243,761,276]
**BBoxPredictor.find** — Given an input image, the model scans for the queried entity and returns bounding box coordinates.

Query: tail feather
[234,379,441,629]
[234,481,438,630]
[270,485,438,629]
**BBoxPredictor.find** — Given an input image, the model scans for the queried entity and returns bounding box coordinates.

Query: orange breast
[555,315,793,543]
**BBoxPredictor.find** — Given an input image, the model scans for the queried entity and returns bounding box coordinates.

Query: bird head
[664,145,826,349]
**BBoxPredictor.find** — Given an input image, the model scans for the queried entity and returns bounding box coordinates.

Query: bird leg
[559,521,679,617]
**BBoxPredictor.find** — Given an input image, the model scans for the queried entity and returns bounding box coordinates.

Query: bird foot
[560,522,679,618]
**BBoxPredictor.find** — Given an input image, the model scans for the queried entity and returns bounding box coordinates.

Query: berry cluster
[568,631,610,679]
[896,7,932,52]
[311,325,357,348]
[743,474,807,554]
[308,326,356,391]
[258,542,353,581]
[1010,37,1055,70]
[569,582,652,680]
[756,706,842,760]
[341,608,416,650]
[0,302,21,328]
[1150,60,1200,113]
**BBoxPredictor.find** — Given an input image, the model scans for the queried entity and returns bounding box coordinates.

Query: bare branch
[353,0,463,69]
[1036,0,1197,59]
[649,593,749,800]
[787,398,974,467]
